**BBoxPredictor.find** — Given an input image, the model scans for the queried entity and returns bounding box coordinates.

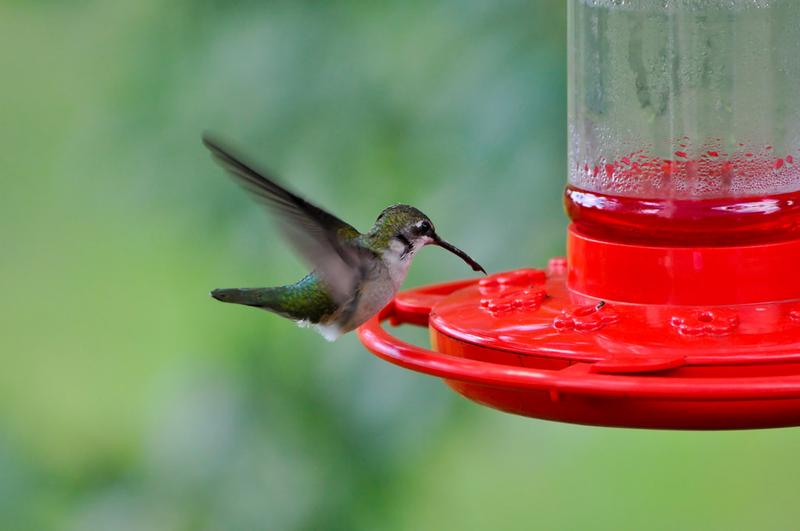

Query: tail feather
[212,274,340,325]
[211,288,280,308]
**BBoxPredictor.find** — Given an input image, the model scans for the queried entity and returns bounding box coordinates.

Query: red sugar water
[566,186,800,246]
[567,150,800,246]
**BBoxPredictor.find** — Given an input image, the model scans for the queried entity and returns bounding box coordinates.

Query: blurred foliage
[1,1,799,530]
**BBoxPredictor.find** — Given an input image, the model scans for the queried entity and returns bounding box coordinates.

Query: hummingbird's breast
[334,260,398,334]
[325,241,415,335]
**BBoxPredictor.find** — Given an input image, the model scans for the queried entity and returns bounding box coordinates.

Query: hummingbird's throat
[388,235,433,261]
[384,235,431,289]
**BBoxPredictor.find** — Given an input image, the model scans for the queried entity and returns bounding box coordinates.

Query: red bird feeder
[359,0,800,429]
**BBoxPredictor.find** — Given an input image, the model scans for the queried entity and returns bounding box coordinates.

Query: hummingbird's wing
[203,134,368,304]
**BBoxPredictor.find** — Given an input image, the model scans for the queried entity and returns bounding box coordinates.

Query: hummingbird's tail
[211,288,280,308]
[211,277,338,325]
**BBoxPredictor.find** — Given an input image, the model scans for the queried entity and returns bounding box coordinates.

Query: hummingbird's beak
[432,235,486,275]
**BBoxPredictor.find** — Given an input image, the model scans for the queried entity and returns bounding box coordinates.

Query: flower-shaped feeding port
[480,288,548,317]
[670,310,739,337]
[478,269,549,317]
[553,302,620,333]
[478,268,546,294]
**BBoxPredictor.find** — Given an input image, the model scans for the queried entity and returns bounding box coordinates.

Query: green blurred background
[2,1,800,530]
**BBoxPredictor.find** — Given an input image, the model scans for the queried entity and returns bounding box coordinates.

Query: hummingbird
[204,134,486,341]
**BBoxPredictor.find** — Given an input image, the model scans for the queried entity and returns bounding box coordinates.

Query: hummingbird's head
[371,205,486,274]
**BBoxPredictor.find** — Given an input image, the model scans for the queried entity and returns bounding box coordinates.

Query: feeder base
[358,252,800,430]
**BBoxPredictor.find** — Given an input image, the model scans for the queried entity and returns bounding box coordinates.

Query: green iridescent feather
[211,273,338,323]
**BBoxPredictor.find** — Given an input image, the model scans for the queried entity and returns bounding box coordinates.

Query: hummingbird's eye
[417,220,432,235]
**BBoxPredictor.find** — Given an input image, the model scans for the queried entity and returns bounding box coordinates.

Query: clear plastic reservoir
[566,0,800,245]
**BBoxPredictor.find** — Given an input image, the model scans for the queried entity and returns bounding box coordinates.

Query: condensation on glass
[568,0,800,199]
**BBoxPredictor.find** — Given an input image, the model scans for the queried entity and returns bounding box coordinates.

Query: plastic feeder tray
[359,228,800,430]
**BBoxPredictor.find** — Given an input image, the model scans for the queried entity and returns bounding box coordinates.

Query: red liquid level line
[565,186,800,246]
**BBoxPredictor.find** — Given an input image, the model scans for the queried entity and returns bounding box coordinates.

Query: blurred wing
[203,134,365,303]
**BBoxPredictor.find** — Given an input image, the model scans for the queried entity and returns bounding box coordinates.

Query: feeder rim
[359,300,800,401]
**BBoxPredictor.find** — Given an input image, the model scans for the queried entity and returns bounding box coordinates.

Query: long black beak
[432,235,486,274]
